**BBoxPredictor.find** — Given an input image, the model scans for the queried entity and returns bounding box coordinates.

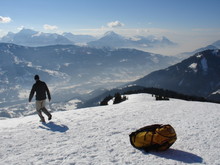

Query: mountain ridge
[0,28,73,47]
[131,49,220,101]
[0,28,177,49]
[88,31,177,49]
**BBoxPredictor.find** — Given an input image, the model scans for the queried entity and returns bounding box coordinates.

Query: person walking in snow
[29,75,52,123]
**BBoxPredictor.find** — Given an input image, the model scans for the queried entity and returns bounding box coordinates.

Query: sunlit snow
[0,94,219,164]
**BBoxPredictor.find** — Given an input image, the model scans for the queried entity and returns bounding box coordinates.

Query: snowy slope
[0,94,220,165]
[133,49,220,100]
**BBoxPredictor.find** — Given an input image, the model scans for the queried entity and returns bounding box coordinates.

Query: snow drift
[0,94,219,164]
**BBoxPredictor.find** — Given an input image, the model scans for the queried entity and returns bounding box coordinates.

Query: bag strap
[136,124,162,133]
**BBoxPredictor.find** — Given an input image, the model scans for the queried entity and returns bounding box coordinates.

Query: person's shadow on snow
[39,122,69,133]
[144,149,203,164]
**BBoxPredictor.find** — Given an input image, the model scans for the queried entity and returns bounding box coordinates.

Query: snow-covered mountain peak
[103,31,124,39]
[32,31,43,37]
[18,28,37,35]
[104,31,119,37]
[0,29,73,46]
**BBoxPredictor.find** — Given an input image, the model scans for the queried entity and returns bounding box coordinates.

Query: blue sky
[0,0,220,54]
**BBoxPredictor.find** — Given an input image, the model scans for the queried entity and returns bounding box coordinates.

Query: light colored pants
[36,100,46,111]
[36,100,51,121]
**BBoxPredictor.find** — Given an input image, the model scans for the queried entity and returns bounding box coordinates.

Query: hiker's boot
[48,114,52,121]
[40,118,46,123]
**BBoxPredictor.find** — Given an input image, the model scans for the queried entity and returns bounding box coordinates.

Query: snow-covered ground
[0,94,220,165]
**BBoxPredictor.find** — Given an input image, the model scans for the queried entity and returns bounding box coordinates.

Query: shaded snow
[178,79,184,86]
[0,94,220,164]
[201,57,208,72]
[212,49,219,56]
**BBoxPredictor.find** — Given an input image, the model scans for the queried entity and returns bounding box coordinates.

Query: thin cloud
[0,16,12,23]
[43,24,58,30]
[69,27,171,37]
[17,26,25,31]
[107,21,124,28]
[192,28,217,32]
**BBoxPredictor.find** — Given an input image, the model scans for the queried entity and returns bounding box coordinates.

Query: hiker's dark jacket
[29,80,51,101]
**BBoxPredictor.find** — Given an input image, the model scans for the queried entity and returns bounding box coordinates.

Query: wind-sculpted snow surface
[0,94,219,164]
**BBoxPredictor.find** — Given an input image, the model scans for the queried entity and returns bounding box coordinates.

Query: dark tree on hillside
[113,93,127,104]
[100,95,113,106]
[113,93,122,104]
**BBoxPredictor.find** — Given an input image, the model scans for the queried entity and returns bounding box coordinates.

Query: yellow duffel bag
[129,124,177,151]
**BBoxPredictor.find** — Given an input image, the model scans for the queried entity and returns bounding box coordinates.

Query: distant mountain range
[177,41,220,59]
[1,28,220,114]
[0,29,73,47]
[88,31,177,48]
[0,43,178,107]
[0,28,176,49]
[62,32,97,44]
[131,49,220,101]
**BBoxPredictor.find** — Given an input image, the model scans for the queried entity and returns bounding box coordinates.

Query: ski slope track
[0,94,220,164]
